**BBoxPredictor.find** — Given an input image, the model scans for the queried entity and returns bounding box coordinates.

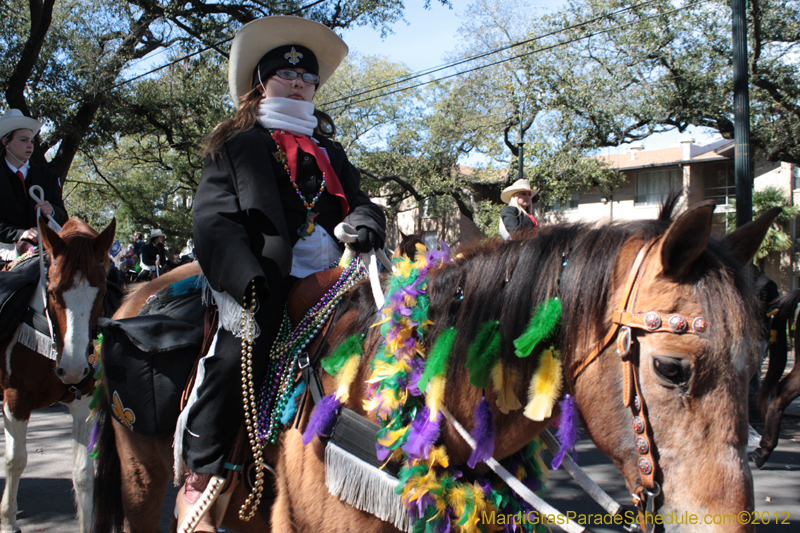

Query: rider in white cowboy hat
[0,109,68,263]
[136,229,171,281]
[499,179,540,240]
[178,16,386,530]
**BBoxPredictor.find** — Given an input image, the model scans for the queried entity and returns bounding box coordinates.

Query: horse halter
[573,237,709,530]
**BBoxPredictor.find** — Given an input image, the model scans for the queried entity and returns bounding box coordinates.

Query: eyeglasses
[274,70,320,85]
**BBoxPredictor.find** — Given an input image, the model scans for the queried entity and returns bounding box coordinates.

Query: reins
[572,236,709,531]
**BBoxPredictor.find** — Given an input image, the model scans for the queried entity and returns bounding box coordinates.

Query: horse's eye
[653,357,690,385]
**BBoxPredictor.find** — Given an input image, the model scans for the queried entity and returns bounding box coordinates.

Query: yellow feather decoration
[490,362,522,414]
[523,347,563,421]
[377,426,410,448]
[426,446,450,469]
[426,375,446,421]
[333,355,361,402]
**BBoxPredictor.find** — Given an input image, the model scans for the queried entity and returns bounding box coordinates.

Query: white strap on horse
[334,223,394,309]
[439,406,595,533]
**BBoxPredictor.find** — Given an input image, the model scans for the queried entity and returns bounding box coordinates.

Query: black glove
[351,226,384,253]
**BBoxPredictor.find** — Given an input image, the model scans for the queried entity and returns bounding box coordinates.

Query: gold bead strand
[239,282,265,520]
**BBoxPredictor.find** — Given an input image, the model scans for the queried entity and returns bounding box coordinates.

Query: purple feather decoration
[376,442,391,462]
[407,358,424,396]
[402,406,442,460]
[467,397,496,468]
[551,394,579,469]
[87,417,101,454]
[302,394,340,445]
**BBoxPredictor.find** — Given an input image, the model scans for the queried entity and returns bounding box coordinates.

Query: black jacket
[500,205,536,238]
[141,242,168,270]
[0,161,68,244]
[193,125,386,303]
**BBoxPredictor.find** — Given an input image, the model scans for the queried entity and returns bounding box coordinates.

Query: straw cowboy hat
[0,109,42,139]
[501,179,539,204]
[228,16,349,104]
[149,229,165,240]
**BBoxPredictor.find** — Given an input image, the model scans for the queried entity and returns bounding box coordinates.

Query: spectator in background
[132,231,145,257]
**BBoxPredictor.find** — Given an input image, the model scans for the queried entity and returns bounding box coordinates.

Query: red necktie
[272,131,350,218]
[15,170,26,197]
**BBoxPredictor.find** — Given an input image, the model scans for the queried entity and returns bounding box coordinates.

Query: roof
[593,138,733,171]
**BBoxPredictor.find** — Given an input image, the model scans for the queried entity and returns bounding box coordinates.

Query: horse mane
[51,219,106,292]
[423,195,757,390]
[328,195,757,411]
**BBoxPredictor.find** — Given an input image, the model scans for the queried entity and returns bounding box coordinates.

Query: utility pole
[733,0,752,227]
[517,103,525,181]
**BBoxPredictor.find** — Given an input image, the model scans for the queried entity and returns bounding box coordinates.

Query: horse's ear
[724,206,781,266]
[399,230,408,240]
[95,218,117,254]
[658,200,716,279]
[38,217,64,257]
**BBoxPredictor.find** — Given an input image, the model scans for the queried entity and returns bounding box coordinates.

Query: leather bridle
[573,237,709,530]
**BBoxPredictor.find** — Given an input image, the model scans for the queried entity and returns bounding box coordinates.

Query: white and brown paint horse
[0,218,115,533]
[95,201,776,533]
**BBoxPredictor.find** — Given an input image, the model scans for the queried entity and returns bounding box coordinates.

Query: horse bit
[573,237,709,532]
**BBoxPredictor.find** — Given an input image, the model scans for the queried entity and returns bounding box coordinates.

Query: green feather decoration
[321,334,363,376]
[465,320,501,388]
[418,326,457,392]
[513,297,562,358]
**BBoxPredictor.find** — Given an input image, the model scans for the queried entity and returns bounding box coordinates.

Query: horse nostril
[55,367,65,378]
[82,367,90,379]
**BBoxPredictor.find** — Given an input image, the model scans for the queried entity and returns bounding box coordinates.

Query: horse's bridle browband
[572,236,709,529]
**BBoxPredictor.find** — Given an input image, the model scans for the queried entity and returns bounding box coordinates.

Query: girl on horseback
[176,16,386,531]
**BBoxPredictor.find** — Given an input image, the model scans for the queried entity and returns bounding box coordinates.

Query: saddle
[99,268,349,439]
[99,276,205,437]
[0,255,41,342]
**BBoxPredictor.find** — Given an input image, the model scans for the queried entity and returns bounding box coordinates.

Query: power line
[107,0,331,91]
[319,0,667,107]
[324,0,709,111]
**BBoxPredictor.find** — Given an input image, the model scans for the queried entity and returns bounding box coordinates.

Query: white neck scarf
[256,97,317,137]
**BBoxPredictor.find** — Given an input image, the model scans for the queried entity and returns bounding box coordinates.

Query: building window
[704,162,735,205]
[635,169,681,206]
[421,197,437,218]
[544,191,579,213]
[793,165,800,190]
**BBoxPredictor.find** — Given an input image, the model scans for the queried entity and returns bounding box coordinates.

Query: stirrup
[178,474,225,533]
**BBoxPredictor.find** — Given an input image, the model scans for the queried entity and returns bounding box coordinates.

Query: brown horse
[753,289,800,468]
[0,217,115,533]
[95,200,775,533]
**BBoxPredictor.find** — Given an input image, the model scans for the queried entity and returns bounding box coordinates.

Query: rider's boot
[174,470,218,533]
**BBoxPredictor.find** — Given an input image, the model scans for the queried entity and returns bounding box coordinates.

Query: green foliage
[725,186,800,259]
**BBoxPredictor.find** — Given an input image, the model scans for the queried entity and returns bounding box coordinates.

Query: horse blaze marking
[61,274,98,377]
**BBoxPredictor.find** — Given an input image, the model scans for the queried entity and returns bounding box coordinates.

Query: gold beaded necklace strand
[271,130,326,239]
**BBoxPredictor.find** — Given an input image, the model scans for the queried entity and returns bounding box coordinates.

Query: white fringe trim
[325,443,413,532]
[173,328,218,485]
[210,287,260,341]
[15,322,57,360]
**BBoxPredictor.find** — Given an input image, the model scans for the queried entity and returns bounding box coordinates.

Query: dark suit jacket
[0,161,68,244]
[193,125,386,303]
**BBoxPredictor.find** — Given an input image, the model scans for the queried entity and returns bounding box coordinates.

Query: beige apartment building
[386,138,800,291]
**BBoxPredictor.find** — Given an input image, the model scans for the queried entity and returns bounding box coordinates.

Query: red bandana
[271,131,349,219]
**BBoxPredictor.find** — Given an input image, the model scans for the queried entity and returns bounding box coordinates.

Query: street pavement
[2,402,799,532]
